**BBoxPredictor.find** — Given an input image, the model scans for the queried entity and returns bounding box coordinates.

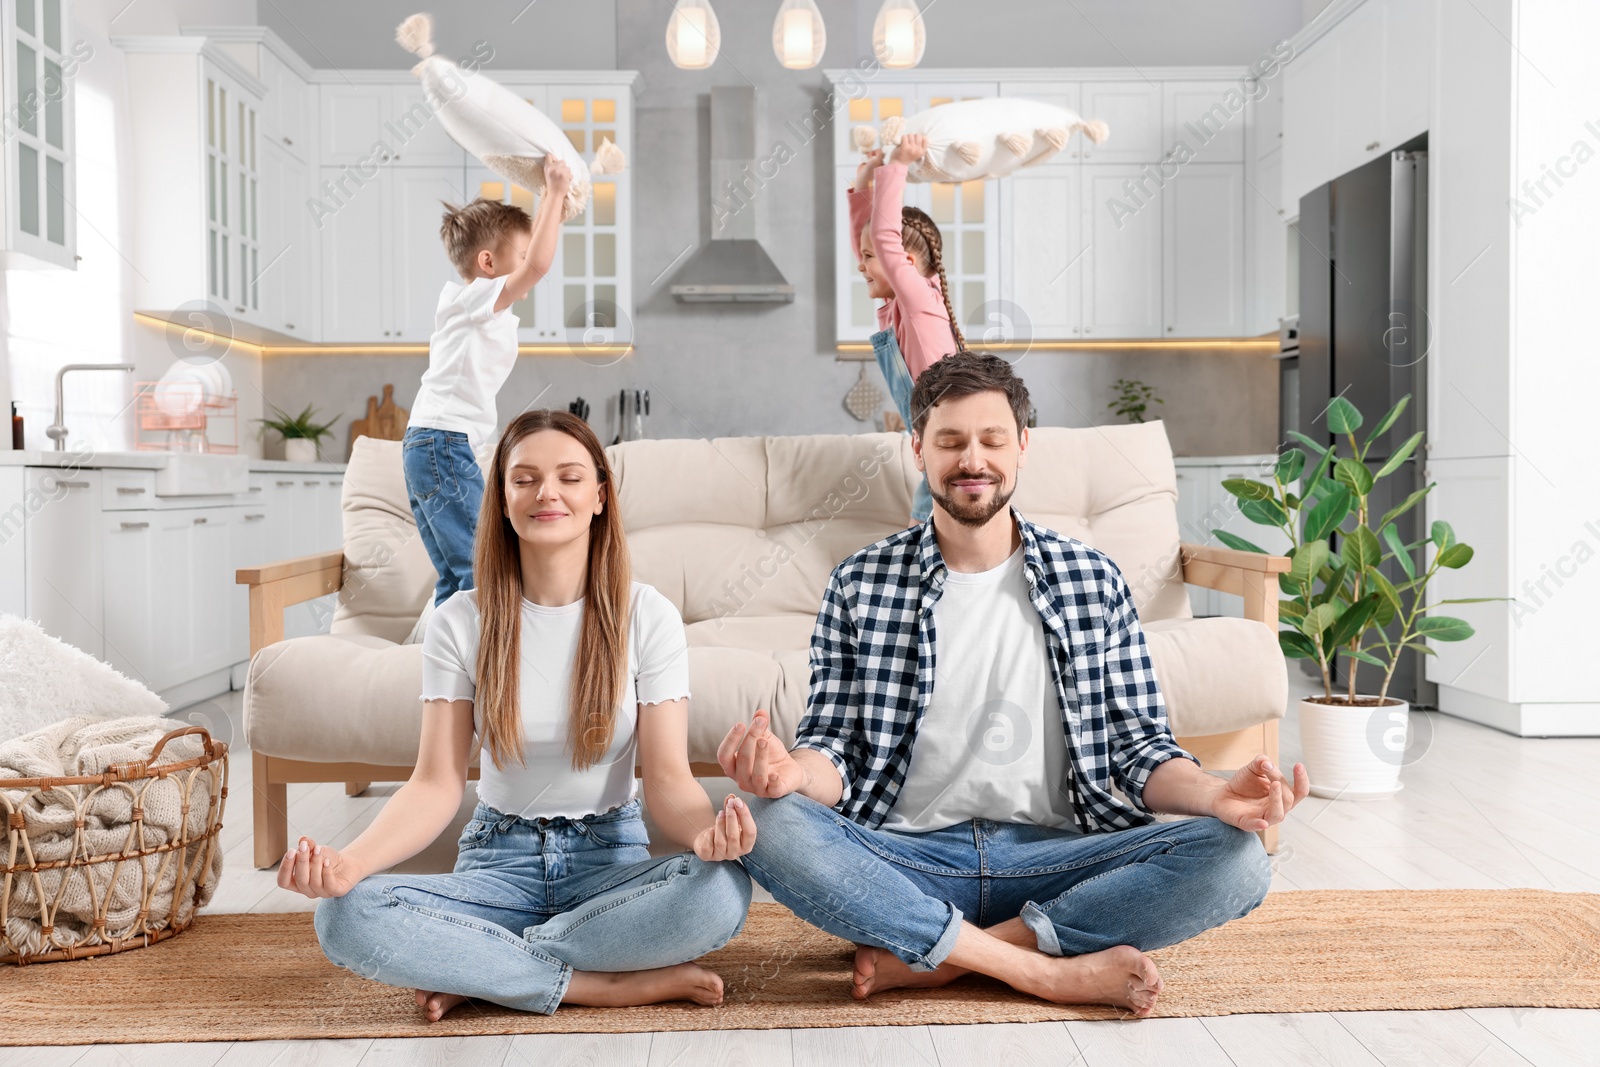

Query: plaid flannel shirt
[795,506,1197,833]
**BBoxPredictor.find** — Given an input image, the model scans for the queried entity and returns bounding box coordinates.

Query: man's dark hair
[909,350,1031,436]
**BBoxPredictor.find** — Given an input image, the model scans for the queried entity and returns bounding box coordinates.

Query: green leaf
[1280,631,1318,659]
[1334,457,1375,496]
[1286,430,1327,453]
[1344,648,1389,668]
[1240,497,1290,527]
[1431,521,1457,549]
[1315,561,1351,606]
[1424,597,1503,607]
[1368,567,1404,616]
[1382,522,1416,581]
[1363,394,1411,450]
[1340,525,1382,570]
[1327,594,1381,648]
[1279,571,1300,596]
[1303,484,1353,542]
[1221,478,1276,501]
[1288,540,1330,585]
[1377,483,1435,532]
[1278,599,1308,623]
[1326,396,1363,435]
[1299,602,1340,638]
[1414,615,1475,641]
[1212,530,1268,554]
[1275,448,1306,485]
[1437,543,1475,569]
[1284,491,1302,510]
[1375,431,1425,478]
[1401,642,1439,656]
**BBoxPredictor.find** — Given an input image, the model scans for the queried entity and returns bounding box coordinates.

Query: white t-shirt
[406,274,520,458]
[419,581,692,820]
[882,544,1077,833]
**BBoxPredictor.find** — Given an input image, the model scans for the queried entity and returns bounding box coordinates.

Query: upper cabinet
[2,0,77,269]
[1282,0,1434,208]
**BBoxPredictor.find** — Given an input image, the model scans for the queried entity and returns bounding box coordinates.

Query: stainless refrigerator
[1287,143,1435,707]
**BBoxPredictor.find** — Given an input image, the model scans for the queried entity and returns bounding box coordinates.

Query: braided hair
[898,206,967,353]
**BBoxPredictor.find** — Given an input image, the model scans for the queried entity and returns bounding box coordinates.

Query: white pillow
[397,14,625,222]
[0,615,168,747]
[853,98,1109,183]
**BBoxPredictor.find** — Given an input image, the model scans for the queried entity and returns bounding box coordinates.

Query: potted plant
[1212,394,1494,798]
[255,403,337,463]
[1108,378,1163,424]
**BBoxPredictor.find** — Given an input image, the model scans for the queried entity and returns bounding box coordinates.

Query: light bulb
[773,0,826,70]
[873,0,926,70]
[667,0,720,71]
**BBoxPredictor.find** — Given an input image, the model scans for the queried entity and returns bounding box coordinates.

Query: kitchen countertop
[1172,453,1278,466]
[0,449,346,472]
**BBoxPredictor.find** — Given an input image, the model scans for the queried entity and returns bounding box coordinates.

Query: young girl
[279,410,756,1020]
[849,133,966,523]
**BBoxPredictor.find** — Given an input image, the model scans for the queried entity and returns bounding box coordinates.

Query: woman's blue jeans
[740,793,1270,971]
[401,426,484,606]
[313,798,753,1015]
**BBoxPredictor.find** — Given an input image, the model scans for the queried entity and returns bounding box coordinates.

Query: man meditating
[718,351,1309,1016]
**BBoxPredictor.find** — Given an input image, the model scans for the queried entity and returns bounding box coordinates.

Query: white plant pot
[1298,696,1410,799]
[283,438,318,463]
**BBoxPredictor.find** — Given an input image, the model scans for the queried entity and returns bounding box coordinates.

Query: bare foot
[563,963,726,1008]
[413,988,469,1022]
[851,944,969,999]
[1022,945,1163,1017]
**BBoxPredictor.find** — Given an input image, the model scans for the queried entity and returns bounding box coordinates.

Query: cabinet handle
[248,485,263,493]
[234,305,246,314]
[285,323,296,330]
[245,513,266,521]
[284,136,293,146]
[194,516,209,525]
[1365,140,1380,151]
[116,486,147,495]
[120,521,150,530]
[276,480,296,486]
[303,479,321,486]
[1167,326,1174,332]
[55,480,89,489]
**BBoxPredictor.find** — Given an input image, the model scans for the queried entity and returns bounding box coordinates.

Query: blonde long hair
[472,410,632,772]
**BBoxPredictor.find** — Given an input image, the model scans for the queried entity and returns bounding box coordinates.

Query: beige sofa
[239,424,1289,868]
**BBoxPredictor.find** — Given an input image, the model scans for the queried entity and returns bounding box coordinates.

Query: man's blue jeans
[314,798,753,1014]
[402,426,484,606]
[741,793,1271,971]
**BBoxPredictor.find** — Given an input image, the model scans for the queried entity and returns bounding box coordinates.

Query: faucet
[46,363,136,451]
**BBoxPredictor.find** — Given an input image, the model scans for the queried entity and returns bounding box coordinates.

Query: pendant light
[873,0,926,70]
[772,0,826,70]
[666,0,721,71]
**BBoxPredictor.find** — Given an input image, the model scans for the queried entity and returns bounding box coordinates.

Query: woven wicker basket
[1,725,229,964]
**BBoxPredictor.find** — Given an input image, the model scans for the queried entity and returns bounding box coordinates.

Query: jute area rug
[6,891,1599,1045]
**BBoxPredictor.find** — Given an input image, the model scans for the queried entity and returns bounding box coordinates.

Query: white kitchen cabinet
[23,468,100,658]
[203,65,263,323]
[391,167,471,341]
[1163,81,1247,163]
[1079,82,1163,163]
[1081,165,1162,339]
[318,83,466,168]
[1163,163,1245,337]
[258,44,308,161]
[1383,0,1432,148]
[1,0,76,269]
[1282,40,1338,211]
[1247,147,1287,336]
[998,80,1082,163]
[1333,1,1385,178]
[999,167,1083,339]
[259,139,311,336]
[0,469,23,618]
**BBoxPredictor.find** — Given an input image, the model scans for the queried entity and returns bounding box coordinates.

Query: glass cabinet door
[550,87,629,345]
[205,68,259,319]
[8,0,75,267]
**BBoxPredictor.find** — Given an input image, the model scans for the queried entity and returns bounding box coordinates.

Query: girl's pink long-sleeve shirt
[847,162,961,380]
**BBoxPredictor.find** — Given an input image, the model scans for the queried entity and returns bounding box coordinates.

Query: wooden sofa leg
[345,782,370,797]
[253,751,289,869]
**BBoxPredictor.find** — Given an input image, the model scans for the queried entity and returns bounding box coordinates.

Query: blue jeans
[402,426,484,605]
[741,793,1270,971]
[872,328,933,523]
[313,798,753,1015]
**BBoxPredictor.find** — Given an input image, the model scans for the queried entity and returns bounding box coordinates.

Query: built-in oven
[1276,314,1300,443]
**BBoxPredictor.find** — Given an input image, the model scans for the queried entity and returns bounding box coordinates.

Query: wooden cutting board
[349,384,408,459]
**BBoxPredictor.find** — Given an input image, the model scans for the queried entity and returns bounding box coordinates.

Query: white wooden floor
[11,673,1600,1067]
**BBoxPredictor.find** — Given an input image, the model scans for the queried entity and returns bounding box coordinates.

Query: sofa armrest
[236,550,344,656]
[1179,542,1291,627]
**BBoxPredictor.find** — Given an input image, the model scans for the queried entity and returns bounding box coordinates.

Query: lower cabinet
[1175,456,1293,618]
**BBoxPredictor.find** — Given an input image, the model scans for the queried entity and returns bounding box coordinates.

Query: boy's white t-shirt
[419,581,692,820]
[406,274,520,459]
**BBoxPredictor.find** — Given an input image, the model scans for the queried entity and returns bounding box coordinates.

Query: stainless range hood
[670,86,795,304]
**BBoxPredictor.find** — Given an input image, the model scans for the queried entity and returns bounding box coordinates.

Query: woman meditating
[278,409,756,1019]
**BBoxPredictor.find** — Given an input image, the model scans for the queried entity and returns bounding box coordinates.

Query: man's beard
[930,474,1014,528]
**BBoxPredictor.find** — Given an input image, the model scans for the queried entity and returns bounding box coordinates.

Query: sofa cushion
[1142,617,1287,736]
[1009,423,1191,624]
[331,438,437,644]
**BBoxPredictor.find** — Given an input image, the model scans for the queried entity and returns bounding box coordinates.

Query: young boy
[403,158,573,605]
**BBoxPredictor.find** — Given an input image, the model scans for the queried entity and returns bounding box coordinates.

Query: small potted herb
[255,403,337,463]
[1108,378,1163,423]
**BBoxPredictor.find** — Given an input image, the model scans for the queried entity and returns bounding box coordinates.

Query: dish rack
[133,382,239,453]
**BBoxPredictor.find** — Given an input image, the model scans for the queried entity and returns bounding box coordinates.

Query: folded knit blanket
[1,716,225,959]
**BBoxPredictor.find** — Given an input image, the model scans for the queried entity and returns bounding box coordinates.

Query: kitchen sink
[154,453,251,496]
